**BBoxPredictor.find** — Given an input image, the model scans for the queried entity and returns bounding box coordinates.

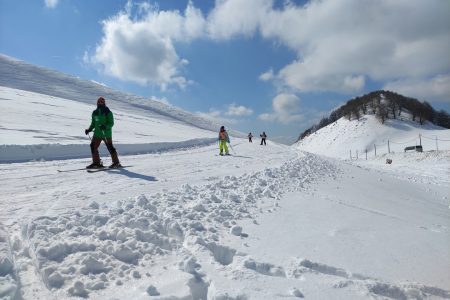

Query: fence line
[421,134,450,142]
[388,136,418,145]
[349,132,450,160]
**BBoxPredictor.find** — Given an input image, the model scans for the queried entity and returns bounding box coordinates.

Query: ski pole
[228,142,236,154]
[88,132,92,141]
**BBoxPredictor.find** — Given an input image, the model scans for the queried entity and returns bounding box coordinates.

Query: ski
[57,167,93,173]
[86,165,132,173]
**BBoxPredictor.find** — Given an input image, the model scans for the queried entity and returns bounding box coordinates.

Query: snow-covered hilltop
[296,90,450,160]
[296,114,450,159]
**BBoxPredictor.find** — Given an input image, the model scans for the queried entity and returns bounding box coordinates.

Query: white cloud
[226,103,253,116]
[259,93,304,124]
[90,0,450,98]
[384,74,450,103]
[89,2,204,90]
[205,0,450,96]
[197,102,252,124]
[259,69,274,81]
[44,0,58,8]
[260,0,450,95]
[196,109,238,125]
[206,0,271,40]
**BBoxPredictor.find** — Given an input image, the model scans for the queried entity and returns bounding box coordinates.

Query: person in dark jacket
[260,131,267,146]
[85,97,121,168]
[248,132,253,143]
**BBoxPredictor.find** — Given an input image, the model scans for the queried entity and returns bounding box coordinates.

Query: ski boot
[86,162,104,169]
[109,162,122,169]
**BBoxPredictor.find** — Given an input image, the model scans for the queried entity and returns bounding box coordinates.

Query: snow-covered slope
[0,86,217,162]
[0,54,243,138]
[0,54,246,163]
[296,114,450,159]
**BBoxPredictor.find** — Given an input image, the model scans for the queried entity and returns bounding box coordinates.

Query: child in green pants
[218,126,230,155]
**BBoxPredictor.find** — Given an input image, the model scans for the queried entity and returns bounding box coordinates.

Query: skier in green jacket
[84,97,121,169]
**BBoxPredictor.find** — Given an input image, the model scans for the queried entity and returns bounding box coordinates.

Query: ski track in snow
[1,149,449,299]
[16,152,338,299]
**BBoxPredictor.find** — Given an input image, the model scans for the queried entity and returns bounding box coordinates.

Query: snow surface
[1,59,449,299]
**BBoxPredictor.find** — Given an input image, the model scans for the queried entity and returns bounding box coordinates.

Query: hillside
[0,54,244,138]
[0,54,247,163]
[0,86,218,163]
[296,114,450,159]
[298,90,450,142]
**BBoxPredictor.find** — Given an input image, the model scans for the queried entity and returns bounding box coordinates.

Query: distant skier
[248,132,253,143]
[84,97,122,169]
[260,131,267,146]
[218,126,230,156]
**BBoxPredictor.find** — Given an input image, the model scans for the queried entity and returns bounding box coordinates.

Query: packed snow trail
[14,150,338,299]
[1,143,449,299]
[0,140,294,226]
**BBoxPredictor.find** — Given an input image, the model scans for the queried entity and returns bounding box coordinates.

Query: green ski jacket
[88,106,114,138]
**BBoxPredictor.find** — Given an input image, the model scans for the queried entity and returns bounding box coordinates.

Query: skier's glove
[85,129,90,135]
[100,125,106,130]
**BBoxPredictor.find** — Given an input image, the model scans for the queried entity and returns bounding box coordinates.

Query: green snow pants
[219,140,229,155]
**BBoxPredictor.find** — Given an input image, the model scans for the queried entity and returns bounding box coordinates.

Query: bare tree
[376,103,388,124]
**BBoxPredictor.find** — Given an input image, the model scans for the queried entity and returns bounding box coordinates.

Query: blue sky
[1,0,449,144]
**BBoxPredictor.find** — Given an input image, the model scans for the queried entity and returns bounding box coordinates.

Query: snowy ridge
[0,54,244,138]
[0,138,217,163]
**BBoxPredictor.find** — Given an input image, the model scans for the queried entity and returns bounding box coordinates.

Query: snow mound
[0,224,18,300]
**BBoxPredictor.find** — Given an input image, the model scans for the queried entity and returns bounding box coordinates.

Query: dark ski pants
[249,137,252,143]
[90,137,119,164]
[260,138,266,145]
